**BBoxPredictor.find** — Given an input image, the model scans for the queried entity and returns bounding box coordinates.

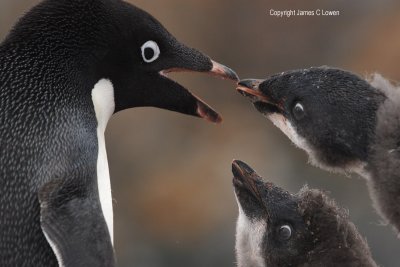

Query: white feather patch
[268,113,315,159]
[91,79,115,244]
[235,196,267,267]
[267,113,367,176]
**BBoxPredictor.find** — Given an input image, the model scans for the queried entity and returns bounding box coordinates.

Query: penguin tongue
[196,99,222,123]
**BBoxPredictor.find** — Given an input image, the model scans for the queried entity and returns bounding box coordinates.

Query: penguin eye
[141,40,160,63]
[278,224,292,241]
[292,102,305,120]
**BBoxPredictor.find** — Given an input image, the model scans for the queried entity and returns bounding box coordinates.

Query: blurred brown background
[2,0,400,266]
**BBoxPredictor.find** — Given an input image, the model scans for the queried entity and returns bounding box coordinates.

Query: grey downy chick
[237,67,400,234]
[232,160,377,267]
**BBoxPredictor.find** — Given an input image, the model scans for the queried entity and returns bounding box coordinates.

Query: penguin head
[236,67,385,173]
[232,160,372,266]
[232,160,311,267]
[95,1,239,122]
[11,0,238,123]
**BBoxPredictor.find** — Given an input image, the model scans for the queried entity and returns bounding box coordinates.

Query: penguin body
[232,160,377,267]
[236,67,400,233]
[0,0,238,266]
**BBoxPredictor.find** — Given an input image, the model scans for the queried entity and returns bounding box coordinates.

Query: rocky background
[1,0,400,266]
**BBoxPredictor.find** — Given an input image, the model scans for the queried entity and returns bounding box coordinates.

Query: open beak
[236,79,268,102]
[232,160,264,204]
[158,60,239,124]
[236,79,284,115]
[232,160,290,220]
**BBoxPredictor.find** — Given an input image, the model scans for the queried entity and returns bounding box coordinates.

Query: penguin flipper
[39,178,115,267]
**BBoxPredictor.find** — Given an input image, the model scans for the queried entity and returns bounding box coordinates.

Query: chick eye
[292,102,305,120]
[141,40,160,63]
[278,224,292,241]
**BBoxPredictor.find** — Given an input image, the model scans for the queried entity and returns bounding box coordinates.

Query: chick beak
[232,160,264,204]
[236,79,268,102]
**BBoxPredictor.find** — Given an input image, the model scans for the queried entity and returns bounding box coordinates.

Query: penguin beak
[208,60,240,81]
[232,160,265,205]
[151,73,224,123]
[236,79,269,102]
[161,60,238,82]
[236,79,283,114]
[156,59,239,124]
[233,160,287,220]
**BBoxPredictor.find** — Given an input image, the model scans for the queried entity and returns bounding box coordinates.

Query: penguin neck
[235,203,267,267]
[91,79,115,244]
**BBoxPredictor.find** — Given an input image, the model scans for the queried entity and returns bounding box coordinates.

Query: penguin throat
[267,114,369,176]
[91,79,115,244]
[235,198,267,267]
[267,113,314,156]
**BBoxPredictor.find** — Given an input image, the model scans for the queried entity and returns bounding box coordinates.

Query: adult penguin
[0,0,238,266]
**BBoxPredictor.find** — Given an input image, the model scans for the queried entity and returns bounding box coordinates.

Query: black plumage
[232,160,377,267]
[237,67,400,234]
[0,0,238,266]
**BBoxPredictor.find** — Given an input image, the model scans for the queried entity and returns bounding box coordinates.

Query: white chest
[91,79,115,244]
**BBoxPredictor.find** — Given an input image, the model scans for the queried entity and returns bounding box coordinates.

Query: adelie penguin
[236,67,400,234]
[0,0,238,266]
[232,160,378,267]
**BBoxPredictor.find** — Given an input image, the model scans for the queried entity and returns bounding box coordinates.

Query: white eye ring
[141,40,160,63]
[279,225,292,240]
[293,102,305,120]
[294,103,304,112]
